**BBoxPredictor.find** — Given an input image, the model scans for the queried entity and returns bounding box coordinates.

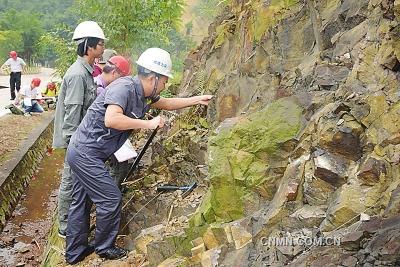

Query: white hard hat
[72,21,106,41]
[136,48,173,78]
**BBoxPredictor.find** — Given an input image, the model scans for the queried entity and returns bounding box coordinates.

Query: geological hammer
[157,182,197,198]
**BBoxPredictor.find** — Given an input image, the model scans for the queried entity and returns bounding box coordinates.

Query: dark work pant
[65,145,122,263]
[10,72,21,99]
[108,155,131,189]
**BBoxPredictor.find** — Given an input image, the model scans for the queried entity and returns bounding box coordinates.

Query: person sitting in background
[95,55,130,96]
[20,78,44,116]
[42,82,58,109]
[93,49,117,77]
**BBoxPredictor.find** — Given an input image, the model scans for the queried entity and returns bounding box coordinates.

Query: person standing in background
[52,20,106,240]
[0,51,26,100]
[93,49,117,77]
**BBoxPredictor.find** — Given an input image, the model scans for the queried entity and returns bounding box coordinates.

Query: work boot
[97,246,128,260]
[66,244,95,265]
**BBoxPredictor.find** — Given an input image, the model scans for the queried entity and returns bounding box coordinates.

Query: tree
[0,0,76,30]
[0,9,43,62]
[74,0,185,54]
[0,30,23,63]
[37,26,76,77]
[0,0,77,65]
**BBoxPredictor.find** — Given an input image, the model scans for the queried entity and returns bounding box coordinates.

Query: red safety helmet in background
[47,82,56,90]
[32,78,41,87]
[108,56,131,76]
[9,51,17,59]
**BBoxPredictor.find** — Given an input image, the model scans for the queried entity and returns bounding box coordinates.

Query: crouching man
[20,78,44,116]
[65,48,213,264]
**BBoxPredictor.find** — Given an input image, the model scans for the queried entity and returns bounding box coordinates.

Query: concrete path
[0,68,60,117]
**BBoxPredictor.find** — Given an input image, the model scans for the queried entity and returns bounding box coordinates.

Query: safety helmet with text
[31,78,41,87]
[136,48,173,78]
[108,56,131,76]
[72,21,106,41]
[9,51,17,58]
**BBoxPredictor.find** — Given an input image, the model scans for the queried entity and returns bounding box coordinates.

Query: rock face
[193,98,302,225]
[118,0,400,266]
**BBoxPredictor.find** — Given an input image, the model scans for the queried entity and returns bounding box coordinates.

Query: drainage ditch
[0,115,63,266]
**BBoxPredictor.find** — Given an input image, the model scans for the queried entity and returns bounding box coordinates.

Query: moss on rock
[194,98,302,226]
[251,0,299,42]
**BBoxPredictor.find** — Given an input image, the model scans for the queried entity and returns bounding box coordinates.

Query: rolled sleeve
[104,84,130,112]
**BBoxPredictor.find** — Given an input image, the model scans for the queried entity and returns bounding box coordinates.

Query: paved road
[0,68,60,117]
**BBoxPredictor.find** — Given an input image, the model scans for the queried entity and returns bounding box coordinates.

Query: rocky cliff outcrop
[132,0,400,266]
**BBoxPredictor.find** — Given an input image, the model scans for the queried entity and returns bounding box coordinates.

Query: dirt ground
[0,111,54,164]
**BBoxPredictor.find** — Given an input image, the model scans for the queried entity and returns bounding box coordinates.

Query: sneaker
[24,113,31,117]
[58,229,66,239]
[66,244,95,265]
[97,246,128,260]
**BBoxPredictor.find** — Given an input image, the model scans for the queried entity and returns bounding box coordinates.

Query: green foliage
[193,0,224,20]
[185,21,193,36]
[0,0,76,30]
[160,89,174,98]
[0,0,76,65]
[0,9,44,62]
[0,31,23,63]
[38,27,76,77]
[0,0,196,82]
[73,0,195,84]
[74,0,185,54]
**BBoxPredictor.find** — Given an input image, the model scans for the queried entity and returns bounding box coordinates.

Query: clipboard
[23,98,32,106]
[114,139,138,162]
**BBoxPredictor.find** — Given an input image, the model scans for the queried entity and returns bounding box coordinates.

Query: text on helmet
[153,60,168,68]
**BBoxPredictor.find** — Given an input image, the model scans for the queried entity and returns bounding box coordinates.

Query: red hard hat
[108,56,131,76]
[32,78,41,87]
[9,51,17,58]
[47,82,56,90]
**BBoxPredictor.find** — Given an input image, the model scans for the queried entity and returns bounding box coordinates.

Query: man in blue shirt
[65,48,212,264]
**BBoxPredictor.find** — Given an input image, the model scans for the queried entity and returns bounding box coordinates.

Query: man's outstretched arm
[151,95,213,111]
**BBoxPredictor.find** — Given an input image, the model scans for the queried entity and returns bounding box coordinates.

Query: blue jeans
[23,100,44,113]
